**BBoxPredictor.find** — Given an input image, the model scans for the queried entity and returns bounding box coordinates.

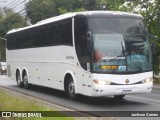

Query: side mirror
[86,31,92,40]
[149,35,158,55]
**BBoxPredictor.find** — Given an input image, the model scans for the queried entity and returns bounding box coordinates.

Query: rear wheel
[23,72,30,89]
[16,71,23,87]
[65,78,77,100]
[114,95,125,100]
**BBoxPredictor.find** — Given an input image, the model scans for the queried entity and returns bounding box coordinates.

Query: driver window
[74,16,90,70]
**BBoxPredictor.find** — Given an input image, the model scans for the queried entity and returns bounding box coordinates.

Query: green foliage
[107,0,125,10]
[0,9,26,38]
[0,9,26,62]
[26,0,56,24]
[26,0,107,24]
[0,9,3,19]
[26,0,83,24]
[0,40,6,61]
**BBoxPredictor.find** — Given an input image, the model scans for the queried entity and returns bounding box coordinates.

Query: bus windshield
[88,17,152,73]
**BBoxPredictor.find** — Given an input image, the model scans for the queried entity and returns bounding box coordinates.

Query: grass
[0,87,74,120]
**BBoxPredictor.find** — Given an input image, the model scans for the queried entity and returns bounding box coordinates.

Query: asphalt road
[0,75,160,120]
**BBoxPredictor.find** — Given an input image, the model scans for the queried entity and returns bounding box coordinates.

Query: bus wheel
[16,71,23,87]
[65,78,77,100]
[114,95,125,100]
[23,73,29,89]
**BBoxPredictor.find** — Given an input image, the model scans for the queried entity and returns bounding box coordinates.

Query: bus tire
[114,95,125,100]
[16,71,23,87]
[23,72,30,89]
[65,78,77,100]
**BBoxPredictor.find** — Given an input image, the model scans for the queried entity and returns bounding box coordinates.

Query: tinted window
[121,18,147,35]
[89,17,122,34]
[7,18,73,50]
[59,19,73,45]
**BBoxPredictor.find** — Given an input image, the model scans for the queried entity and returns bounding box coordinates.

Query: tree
[0,9,26,38]
[26,0,56,24]
[0,8,3,19]
[26,0,87,24]
[25,0,112,24]
[0,39,6,62]
[0,9,26,61]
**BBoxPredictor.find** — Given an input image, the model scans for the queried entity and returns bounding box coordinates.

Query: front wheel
[65,78,77,100]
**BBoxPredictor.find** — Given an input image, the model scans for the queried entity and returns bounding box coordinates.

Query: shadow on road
[19,84,148,108]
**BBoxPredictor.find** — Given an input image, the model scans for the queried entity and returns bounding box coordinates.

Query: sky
[0,0,29,14]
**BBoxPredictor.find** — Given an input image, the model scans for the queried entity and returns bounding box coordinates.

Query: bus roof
[7,11,143,34]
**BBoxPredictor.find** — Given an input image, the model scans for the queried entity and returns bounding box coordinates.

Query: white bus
[6,11,153,99]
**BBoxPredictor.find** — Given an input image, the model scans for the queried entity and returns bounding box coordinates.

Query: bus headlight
[93,79,111,85]
[142,77,153,83]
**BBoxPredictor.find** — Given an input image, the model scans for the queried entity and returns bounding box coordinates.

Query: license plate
[122,89,132,93]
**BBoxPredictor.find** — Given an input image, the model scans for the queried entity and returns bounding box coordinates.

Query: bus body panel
[7,45,92,95]
[7,46,78,90]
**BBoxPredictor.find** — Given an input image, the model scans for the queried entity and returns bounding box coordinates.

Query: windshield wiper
[121,41,125,57]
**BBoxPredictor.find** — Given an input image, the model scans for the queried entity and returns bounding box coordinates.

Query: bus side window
[74,16,90,70]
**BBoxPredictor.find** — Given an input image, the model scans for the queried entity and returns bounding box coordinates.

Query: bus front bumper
[91,82,153,97]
